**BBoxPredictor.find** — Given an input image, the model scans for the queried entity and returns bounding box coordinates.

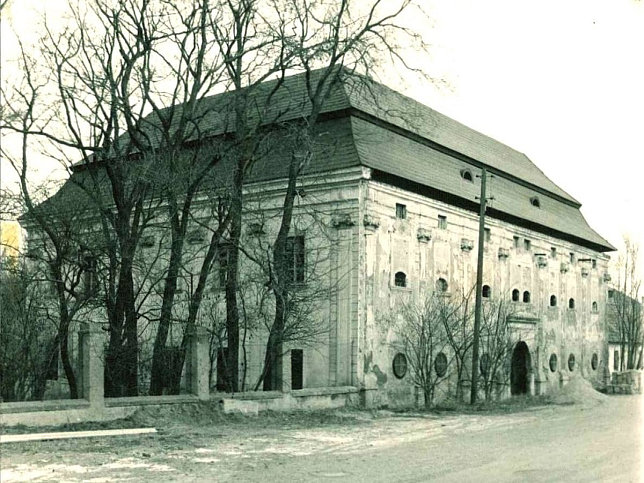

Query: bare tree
[611,237,643,371]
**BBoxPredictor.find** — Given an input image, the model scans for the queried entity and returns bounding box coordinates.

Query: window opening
[551,247,557,258]
[395,203,407,220]
[438,215,447,230]
[479,353,490,376]
[568,298,575,309]
[436,278,448,293]
[484,228,491,243]
[591,353,598,371]
[392,353,408,379]
[614,350,620,371]
[523,291,531,303]
[461,169,473,182]
[513,236,520,249]
[570,252,575,264]
[592,301,598,312]
[291,349,303,390]
[512,289,520,302]
[568,353,575,371]
[286,235,305,284]
[394,271,407,288]
[482,285,491,298]
[530,196,541,208]
[524,239,531,251]
[550,295,557,307]
[549,353,558,372]
[434,352,448,377]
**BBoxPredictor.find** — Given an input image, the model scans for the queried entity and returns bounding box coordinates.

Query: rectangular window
[218,243,232,289]
[524,239,531,251]
[513,236,520,249]
[592,259,597,269]
[438,215,447,230]
[551,247,557,258]
[570,252,575,264]
[286,235,305,284]
[395,203,407,219]
[484,228,491,243]
[81,254,98,298]
[291,349,303,390]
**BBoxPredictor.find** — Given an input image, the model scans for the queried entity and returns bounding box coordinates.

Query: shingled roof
[54,68,614,251]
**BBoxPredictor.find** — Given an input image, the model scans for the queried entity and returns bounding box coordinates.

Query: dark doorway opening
[291,349,303,390]
[216,347,229,392]
[510,341,531,395]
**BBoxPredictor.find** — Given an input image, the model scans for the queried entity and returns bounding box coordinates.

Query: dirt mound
[547,377,607,406]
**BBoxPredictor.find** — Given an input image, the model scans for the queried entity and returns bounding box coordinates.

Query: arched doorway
[510,341,531,395]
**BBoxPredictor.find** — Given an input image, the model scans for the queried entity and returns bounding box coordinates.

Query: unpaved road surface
[1,395,641,482]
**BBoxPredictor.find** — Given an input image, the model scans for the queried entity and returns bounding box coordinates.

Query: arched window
[523,291,531,303]
[591,353,598,371]
[512,289,520,302]
[592,301,598,312]
[461,169,473,182]
[568,298,575,309]
[482,285,491,298]
[394,271,407,288]
[550,295,557,307]
[530,196,541,208]
[436,278,448,293]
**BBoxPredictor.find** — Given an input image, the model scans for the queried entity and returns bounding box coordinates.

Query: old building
[28,71,615,405]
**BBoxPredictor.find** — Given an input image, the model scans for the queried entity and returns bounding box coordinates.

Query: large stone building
[30,71,615,405]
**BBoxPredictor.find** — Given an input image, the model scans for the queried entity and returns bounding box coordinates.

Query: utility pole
[470,167,488,404]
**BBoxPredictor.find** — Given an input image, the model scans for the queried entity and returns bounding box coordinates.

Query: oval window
[549,353,558,372]
[591,353,598,371]
[568,353,576,371]
[434,352,448,377]
[392,353,408,379]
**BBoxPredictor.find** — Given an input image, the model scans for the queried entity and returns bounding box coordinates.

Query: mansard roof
[54,69,614,251]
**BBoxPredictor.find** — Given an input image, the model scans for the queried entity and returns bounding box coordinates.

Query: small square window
[524,239,531,251]
[395,203,407,220]
[438,215,447,230]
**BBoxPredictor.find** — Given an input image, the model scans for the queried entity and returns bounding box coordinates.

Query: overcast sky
[2,0,643,276]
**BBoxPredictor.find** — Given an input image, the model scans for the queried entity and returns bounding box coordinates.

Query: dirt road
[1,395,641,482]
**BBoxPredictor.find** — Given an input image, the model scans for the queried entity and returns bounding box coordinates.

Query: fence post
[188,326,210,400]
[78,322,104,407]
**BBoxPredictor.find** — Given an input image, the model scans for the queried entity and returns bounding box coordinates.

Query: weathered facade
[30,71,616,405]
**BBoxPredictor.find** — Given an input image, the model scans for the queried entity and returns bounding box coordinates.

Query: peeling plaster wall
[360,179,609,407]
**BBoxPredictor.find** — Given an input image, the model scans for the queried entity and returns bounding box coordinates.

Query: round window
[591,353,598,371]
[392,353,408,379]
[549,353,558,372]
[479,353,490,376]
[568,353,576,371]
[434,352,448,377]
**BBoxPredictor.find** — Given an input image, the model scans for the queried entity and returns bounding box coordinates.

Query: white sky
[2,0,643,277]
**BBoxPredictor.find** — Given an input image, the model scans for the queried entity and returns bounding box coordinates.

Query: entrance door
[510,341,531,395]
[291,349,303,390]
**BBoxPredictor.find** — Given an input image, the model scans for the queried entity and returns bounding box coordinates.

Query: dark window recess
[513,236,520,249]
[482,285,491,298]
[434,352,448,377]
[568,353,576,371]
[524,239,531,251]
[286,235,305,284]
[46,339,59,381]
[550,295,557,307]
[530,196,541,208]
[591,353,598,371]
[81,254,98,297]
[394,271,407,288]
[569,298,575,309]
[549,353,558,372]
[592,259,597,269]
[291,349,303,390]
[479,353,490,376]
[551,247,557,258]
[395,203,407,219]
[218,244,231,288]
[512,289,520,302]
[461,169,473,182]
[523,291,531,303]
[592,301,598,312]
[614,350,620,371]
[570,252,575,264]
[216,347,229,392]
[438,215,447,230]
[392,353,408,379]
[484,228,491,243]
[436,278,448,293]
[608,289,614,299]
